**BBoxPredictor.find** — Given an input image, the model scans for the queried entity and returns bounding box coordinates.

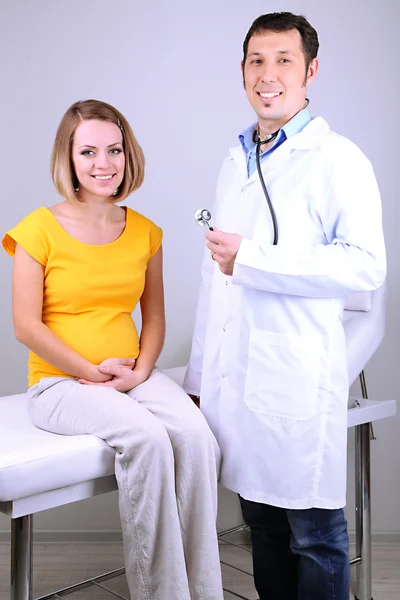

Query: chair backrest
[344,291,373,312]
[343,281,387,386]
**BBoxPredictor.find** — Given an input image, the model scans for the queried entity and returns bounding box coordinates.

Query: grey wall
[0,0,399,539]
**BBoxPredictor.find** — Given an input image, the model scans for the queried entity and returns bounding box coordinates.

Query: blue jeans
[240,497,350,600]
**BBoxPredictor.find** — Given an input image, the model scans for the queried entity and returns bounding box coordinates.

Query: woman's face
[71,119,125,201]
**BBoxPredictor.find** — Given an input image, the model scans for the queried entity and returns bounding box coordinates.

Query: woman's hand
[79,363,149,392]
[81,358,136,385]
[99,357,135,370]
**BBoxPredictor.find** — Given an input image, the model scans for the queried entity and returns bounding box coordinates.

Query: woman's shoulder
[2,207,53,261]
[125,208,163,257]
[16,206,49,225]
[5,207,52,239]
[126,207,161,231]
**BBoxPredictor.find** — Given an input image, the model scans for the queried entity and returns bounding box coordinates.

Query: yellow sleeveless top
[2,207,163,386]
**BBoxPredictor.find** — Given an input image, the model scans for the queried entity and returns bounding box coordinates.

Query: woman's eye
[81,150,95,156]
[110,148,122,154]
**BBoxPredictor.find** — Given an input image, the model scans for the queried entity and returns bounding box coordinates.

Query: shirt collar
[239,107,311,154]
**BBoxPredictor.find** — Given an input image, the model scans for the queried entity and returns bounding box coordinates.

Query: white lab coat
[183,117,386,509]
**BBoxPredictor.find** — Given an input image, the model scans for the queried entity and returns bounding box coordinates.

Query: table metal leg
[355,370,373,600]
[10,515,33,600]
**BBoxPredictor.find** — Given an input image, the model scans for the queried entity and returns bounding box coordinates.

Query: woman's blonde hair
[51,99,145,203]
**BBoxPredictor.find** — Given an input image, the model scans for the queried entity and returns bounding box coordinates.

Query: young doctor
[184,12,386,600]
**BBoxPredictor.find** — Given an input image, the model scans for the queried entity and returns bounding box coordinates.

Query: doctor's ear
[304,57,319,87]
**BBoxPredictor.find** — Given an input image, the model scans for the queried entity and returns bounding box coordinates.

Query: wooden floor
[0,541,399,599]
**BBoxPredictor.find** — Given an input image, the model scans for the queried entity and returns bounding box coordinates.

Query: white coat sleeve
[183,244,214,395]
[232,149,386,298]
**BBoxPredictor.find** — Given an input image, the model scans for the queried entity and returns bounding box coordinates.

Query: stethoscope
[195,99,310,246]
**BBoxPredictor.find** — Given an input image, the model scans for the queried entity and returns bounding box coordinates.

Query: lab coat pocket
[244,330,322,420]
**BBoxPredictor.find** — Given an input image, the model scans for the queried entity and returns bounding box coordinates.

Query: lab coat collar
[229,117,331,183]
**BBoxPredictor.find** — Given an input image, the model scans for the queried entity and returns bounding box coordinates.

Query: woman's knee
[123,419,173,463]
[174,415,221,472]
[180,409,216,444]
[147,420,172,449]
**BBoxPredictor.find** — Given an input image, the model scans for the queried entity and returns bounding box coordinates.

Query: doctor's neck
[257,98,310,138]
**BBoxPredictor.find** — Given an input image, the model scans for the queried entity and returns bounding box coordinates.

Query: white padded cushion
[0,394,115,502]
[344,291,373,312]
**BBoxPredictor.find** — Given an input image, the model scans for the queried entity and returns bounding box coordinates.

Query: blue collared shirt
[239,108,311,178]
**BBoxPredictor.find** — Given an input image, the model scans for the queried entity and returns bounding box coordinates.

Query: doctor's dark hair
[243,12,319,70]
[51,99,145,204]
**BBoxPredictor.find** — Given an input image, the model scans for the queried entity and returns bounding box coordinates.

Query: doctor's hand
[206,228,243,276]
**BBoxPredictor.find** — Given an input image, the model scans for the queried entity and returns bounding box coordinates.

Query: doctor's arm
[230,154,386,298]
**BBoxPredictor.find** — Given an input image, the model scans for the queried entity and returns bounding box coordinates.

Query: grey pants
[27,369,223,600]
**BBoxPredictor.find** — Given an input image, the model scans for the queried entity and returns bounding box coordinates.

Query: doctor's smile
[258,91,282,99]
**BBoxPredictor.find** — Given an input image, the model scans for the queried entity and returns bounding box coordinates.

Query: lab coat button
[222,373,226,378]
[222,326,226,332]
[225,281,229,286]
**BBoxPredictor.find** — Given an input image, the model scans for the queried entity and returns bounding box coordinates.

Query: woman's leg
[28,377,191,600]
[127,369,223,600]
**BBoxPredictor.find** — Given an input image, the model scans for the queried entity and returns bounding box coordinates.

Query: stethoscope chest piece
[194,208,214,230]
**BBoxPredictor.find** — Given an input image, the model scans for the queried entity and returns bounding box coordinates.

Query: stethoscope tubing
[253,99,310,246]
[255,140,278,246]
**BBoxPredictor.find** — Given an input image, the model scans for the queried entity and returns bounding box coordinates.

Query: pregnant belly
[47,312,140,363]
